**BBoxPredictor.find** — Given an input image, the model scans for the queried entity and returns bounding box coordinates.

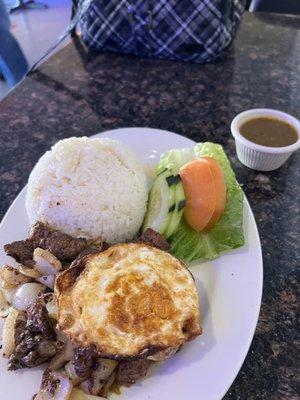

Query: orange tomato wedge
[179,157,226,232]
[180,159,216,232]
[202,157,226,231]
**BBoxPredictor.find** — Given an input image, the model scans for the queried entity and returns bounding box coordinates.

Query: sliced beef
[78,241,110,258]
[30,221,88,261]
[4,240,34,266]
[27,298,56,341]
[4,222,88,265]
[137,228,170,251]
[55,259,86,294]
[116,359,152,386]
[8,298,60,370]
[56,241,110,293]
[14,314,27,346]
[72,345,98,380]
[8,330,62,370]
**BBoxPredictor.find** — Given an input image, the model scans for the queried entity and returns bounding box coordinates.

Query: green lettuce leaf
[159,142,244,262]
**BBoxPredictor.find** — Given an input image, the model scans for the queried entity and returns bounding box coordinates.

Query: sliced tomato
[180,159,216,232]
[179,157,227,232]
[202,157,226,231]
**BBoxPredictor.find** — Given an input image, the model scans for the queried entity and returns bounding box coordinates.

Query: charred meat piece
[4,240,34,266]
[70,239,110,272]
[27,297,56,341]
[8,330,62,370]
[30,222,88,261]
[137,228,170,251]
[55,258,86,293]
[116,359,152,386]
[8,298,60,370]
[72,345,98,381]
[21,341,59,367]
[56,240,124,298]
[78,241,110,258]
[4,222,88,266]
[14,314,27,346]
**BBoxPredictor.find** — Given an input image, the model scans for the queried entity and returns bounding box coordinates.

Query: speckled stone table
[0,11,299,400]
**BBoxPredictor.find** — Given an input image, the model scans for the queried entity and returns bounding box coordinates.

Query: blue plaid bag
[80,0,246,63]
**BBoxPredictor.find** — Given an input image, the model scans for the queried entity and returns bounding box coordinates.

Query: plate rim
[0,127,263,400]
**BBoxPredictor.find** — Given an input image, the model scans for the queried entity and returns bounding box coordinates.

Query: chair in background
[249,0,300,14]
[0,0,28,87]
[8,0,47,12]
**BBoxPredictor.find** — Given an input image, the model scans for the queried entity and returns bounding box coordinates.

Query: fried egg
[55,243,201,359]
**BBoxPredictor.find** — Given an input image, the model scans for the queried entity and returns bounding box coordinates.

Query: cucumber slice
[163,176,186,238]
[142,168,176,234]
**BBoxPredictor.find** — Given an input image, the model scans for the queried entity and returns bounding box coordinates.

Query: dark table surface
[0,11,299,400]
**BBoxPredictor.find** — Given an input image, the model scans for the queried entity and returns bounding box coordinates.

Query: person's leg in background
[0,0,28,88]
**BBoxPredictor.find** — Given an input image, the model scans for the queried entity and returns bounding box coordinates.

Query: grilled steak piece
[14,314,27,346]
[78,241,110,258]
[137,228,170,251]
[57,240,110,292]
[72,345,98,380]
[4,222,88,265]
[8,298,60,370]
[4,240,34,266]
[27,298,56,341]
[30,222,88,261]
[116,359,152,386]
[8,331,61,370]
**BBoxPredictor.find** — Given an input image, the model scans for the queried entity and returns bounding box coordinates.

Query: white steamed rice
[26,137,148,243]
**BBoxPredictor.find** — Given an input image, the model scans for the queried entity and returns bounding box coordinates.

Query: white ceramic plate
[0,128,263,400]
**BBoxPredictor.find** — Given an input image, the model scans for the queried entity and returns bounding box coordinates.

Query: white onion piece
[70,388,106,400]
[18,265,41,279]
[100,370,116,398]
[0,265,31,287]
[85,358,118,396]
[12,283,46,311]
[0,290,10,317]
[79,381,90,396]
[35,371,73,400]
[44,292,58,319]
[49,341,73,370]
[33,248,62,276]
[65,361,82,385]
[1,285,19,304]
[37,275,55,290]
[2,307,19,357]
[54,373,73,400]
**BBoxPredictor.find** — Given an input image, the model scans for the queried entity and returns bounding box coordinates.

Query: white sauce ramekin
[231,109,300,171]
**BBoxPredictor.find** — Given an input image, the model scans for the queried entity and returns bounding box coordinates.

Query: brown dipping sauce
[240,117,298,148]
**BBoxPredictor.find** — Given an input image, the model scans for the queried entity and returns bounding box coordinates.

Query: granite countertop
[0,11,299,400]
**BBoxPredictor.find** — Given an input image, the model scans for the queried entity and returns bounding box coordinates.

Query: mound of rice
[26,137,148,243]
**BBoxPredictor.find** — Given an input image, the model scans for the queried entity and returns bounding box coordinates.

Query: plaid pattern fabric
[80,0,246,63]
